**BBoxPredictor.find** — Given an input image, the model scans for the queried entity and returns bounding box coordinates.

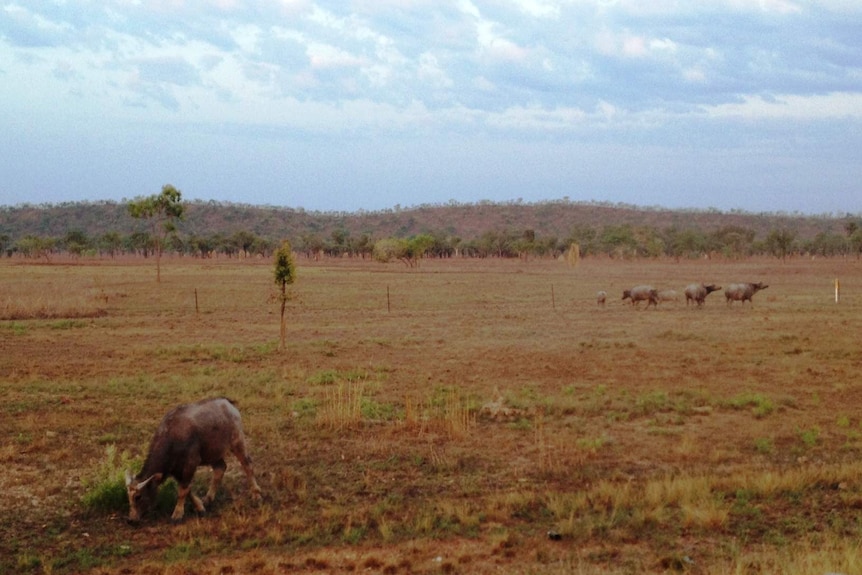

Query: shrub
[82,444,179,518]
[81,444,138,514]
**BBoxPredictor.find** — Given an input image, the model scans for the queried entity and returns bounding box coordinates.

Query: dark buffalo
[684,283,722,307]
[725,282,768,306]
[622,285,659,308]
[125,397,262,523]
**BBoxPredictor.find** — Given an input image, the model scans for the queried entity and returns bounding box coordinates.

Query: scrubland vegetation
[2,199,861,262]
[2,254,862,574]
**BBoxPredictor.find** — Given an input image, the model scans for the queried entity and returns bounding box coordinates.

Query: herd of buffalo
[124,283,770,525]
[596,281,769,308]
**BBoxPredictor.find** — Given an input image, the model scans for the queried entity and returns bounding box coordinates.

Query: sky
[1,0,862,215]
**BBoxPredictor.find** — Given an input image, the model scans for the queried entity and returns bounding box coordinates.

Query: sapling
[273,239,296,351]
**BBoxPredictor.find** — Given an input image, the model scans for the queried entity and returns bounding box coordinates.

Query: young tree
[274,240,297,351]
[128,184,185,282]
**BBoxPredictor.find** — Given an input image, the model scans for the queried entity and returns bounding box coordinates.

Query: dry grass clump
[709,539,862,575]
[440,390,476,439]
[1,268,109,320]
[398,390,477,439]
[1,289,107,320]
[316,381,365,430]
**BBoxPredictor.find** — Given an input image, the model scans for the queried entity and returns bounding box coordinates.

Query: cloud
[0,3,73,47]
[705,92,862,120]
[508,0,561,19]
[132,55,201,86]
[725,0,802,14]
[2,0,862,214]
[417,52,453,89]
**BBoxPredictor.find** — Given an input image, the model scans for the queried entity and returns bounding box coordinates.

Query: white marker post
[835,278,840,303]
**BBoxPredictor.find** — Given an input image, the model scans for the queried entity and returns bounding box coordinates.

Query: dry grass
[0,263,108,320]
[2,255,862,573]
[316,380,365,430]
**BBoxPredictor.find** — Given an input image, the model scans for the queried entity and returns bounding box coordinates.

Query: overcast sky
[2,1,861,214]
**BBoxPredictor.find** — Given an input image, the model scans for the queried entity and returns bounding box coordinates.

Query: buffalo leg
[172,483,191,521]
[172,482,208,521]
[232,444,263,500]
[204,460,226,505]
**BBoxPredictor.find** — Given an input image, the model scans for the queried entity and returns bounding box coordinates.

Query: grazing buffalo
[622,285,659,308]
[125,397,262,523]
[596,290,607,306]
[725,282,768,306]
[657,290,680,304]
[684,283,722,307]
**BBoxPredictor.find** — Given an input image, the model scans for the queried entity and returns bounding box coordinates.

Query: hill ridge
[0,199,851,244]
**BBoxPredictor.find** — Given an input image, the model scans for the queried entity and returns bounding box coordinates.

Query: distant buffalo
[725,282,768,306]
[622,285,659,308]
[684,283,722,307]
[657,290,680,304]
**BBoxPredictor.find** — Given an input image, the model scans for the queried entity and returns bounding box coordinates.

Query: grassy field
[2,255,862,574]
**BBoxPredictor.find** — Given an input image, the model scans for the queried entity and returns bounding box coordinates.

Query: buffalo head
[125,471,163,523]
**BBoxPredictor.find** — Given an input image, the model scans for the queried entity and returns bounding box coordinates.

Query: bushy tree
[373,238,404,264]
[804,232,846,257]
[98,231,123,258]
[850,229,862,259]
[599,225,638,258]
[128,184,185,282]
[711,226,756,259]
[16,235,56,261]
[403,234,435,267]
[663,227,706,260]
[63,230,91,257]
[765,228,797,261]
[372,235,435,267]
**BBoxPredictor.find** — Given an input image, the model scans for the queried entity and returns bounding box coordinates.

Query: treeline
[4,220,862,262]
[2,229,278,260]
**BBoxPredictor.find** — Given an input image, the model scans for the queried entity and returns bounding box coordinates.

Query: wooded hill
[1,199,859,259]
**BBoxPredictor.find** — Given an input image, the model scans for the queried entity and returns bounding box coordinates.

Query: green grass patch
[49,319,88,330]
[798,426,820,448]
[80,445,139,514]
[724,392,775,418]
[754,437,774,454]
[1,321,27,335]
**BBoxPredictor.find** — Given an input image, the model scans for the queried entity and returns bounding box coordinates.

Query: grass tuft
[316,381,364,430]
[80,445,138,514]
